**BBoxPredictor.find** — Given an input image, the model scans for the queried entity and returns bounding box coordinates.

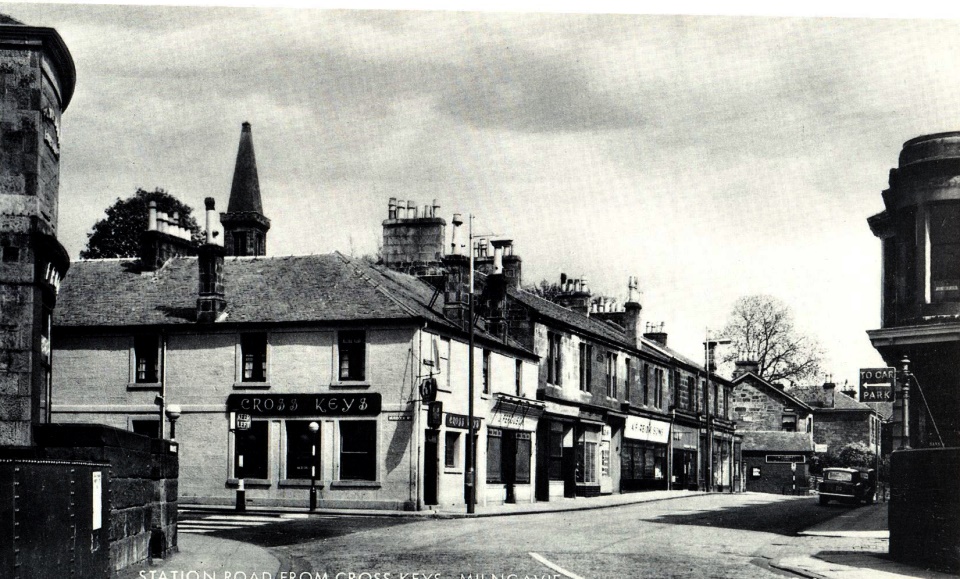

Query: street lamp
[164,404,181,441]
[309,421,319,511]
[899,357,910,450]
[703,330,730,493]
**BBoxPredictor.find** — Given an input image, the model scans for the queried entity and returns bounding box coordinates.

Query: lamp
[164,404,182,441]
[309,421,319,511]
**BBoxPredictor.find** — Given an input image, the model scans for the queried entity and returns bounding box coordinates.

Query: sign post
[859,367,895,402]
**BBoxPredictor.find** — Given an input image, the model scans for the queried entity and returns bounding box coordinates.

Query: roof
[226,123,264,215]
[791,384,878,413]
[741,431,814,453]
[732,371,814,412]
[506,286,709,372]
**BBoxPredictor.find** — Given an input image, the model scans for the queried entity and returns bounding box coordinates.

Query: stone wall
[889,447,960,573]
[813,411,873,453]
[731,377,811,432]
[34,423,178,575]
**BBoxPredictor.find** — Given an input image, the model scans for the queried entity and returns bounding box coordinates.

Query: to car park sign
[859,367,895,402]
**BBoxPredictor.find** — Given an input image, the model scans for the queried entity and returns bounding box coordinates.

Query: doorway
[424,430,438,506]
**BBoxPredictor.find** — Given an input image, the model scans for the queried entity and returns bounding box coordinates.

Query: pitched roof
[791,384,878,413]
[226,122,264,215]
[732,371,814,411]
[741,431,814,452]
[506,287,707,371]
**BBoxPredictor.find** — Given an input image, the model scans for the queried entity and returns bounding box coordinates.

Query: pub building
[51,124,541,510]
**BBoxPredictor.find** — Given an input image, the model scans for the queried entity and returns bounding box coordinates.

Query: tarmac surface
[125,491,954,579]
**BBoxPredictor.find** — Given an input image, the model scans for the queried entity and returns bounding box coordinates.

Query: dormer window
[338,330,366,381]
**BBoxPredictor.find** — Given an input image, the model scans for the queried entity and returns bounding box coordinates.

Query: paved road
[208,493,865,578]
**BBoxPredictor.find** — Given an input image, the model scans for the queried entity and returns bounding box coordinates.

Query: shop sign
[766,454,806,464]
[490,411,535,430]
[445,412,482,430]
[543,401,579,417]
[624,416,670,444]
[236,413,251,430]
[226,393,381,416]
[427,401,443,429]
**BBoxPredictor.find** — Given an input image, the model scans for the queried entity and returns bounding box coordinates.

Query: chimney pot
[204,197,218,245]
[388,197,397,220]
[408,200,416,219]
[148,201,158,231]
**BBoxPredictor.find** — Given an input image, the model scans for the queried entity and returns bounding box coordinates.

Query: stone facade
[730,374,813,433]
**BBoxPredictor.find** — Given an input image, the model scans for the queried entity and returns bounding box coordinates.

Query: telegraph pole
[466,214,476,514]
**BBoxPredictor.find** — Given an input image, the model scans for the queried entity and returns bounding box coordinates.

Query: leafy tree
[810,441,883,476]
[720,294,823,385]
[81,188,202,259]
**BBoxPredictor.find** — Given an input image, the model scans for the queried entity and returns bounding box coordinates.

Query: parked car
[818,467,876,505]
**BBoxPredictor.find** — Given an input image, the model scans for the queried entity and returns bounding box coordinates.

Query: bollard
[236,478,246,512]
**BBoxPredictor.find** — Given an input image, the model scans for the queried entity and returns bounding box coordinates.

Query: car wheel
[819,495,829,506]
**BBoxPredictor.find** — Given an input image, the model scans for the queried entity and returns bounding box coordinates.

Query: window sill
[330,480,381,489]
[278,479,325,489]
[330,381,371,389]
[127,382,161,391]
[226,478,271,488]
[233,381,271,389]
[444,469,463,475]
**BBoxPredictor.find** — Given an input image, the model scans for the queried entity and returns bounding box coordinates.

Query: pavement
[128,491,953,579]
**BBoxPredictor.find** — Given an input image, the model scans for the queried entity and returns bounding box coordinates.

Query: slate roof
[506,287,707,371]
[54,253,416,326]
[732,371,814,411]
[791,384,879,413]
[741,431,814,453]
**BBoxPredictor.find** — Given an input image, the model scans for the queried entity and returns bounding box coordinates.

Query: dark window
[781,414,798,432]
[624,358,631,402]
[241,333,267,382]
[482,349,491,394]
[339,420,376,481]
[131,419,160,439]
[445,431,461,468]
[723,387,730,419]
[134,335,159,383]
[515,432,532,484]
[235,421,268,479]
[713,383,719,415]
[642,363,650,404]
[286,421,319,480]
[515,359,523,396]
[653,368,664,409]
[1,246,19,263]
[233,232,247,256]
[338,330,366,381]
[673,370,681,408]
[547,333,562,385]
[606,352,617,398]
[930,203,960,302]
[487,428,503,483]
[687,376,696,410]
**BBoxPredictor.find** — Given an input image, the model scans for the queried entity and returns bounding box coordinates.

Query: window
[488,429,531,484]
[672,370,681,408]
[605,352,617,398]
[482,349,491,394]
[701,379,707,413]
[285,421,319,480]
[723,387,730,419]
[515,360,522,396]
[547,333,562,385]
[579,343,592,392]
[241,333,267,382]
[713,383,719,415]
[653,368,664,409]
[339,421,376,481]
[233,232,247,256]
[134,334,160,383]
[440,337,451,390]
[642,363,650,404]
[578,434,598,484]
[235,421,268,479]
[445,431,461,469]
[487,428,503,483]
[624,358,631,402]
[930,203,960,302]
[131,419,160,439]
[548,422,564,480]
[686,376,696,410]
[338,330,366,381]
[782,414,798,432]
[515,432,532,484]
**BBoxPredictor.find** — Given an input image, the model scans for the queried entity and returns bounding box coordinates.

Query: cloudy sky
[7,2,960,384]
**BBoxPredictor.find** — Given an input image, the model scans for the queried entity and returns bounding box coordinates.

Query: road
[189,493,890,578]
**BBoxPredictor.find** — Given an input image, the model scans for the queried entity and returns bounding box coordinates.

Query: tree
[720,294,823,385]
[81,188,202,259]
[810,441,883,478]
[524,279,564,302]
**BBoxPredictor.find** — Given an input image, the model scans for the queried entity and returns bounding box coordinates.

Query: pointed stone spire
[221,122,270,256]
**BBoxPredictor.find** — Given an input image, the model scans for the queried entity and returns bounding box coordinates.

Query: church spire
[221,122,270,256]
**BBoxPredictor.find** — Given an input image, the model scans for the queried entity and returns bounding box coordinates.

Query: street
[171,493,905,579]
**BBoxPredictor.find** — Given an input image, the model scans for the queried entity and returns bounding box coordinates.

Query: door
[424,430,438,506]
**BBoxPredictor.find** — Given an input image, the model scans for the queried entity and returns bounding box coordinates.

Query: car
[818,467,876,505]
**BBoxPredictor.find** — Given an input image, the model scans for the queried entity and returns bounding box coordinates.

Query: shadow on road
[814,551,957,579]
[195,516,418,547]
[650,496,849,536]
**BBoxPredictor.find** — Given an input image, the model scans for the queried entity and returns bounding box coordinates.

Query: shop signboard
[226,393,381,416]
[624,415,670,444]
[445,412,482,431]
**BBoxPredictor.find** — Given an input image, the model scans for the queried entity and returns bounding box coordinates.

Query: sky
[7,1,960,385]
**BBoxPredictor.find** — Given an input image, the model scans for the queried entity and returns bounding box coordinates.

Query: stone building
[792,381,882,456]
[867,131,960,571]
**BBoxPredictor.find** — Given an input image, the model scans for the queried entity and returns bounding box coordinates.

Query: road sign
[859,367,895,402]
[236,413,251,430]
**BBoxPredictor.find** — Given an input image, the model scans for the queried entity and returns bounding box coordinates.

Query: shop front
[575,410,606,497]
[671,424,699,490]
[535,401,579,501]
[620,414,671,491]
[484,394,543,505]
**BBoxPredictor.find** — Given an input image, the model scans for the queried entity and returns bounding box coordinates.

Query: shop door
[424,430,438,506]
[672,449,686,489]
[502,431,517,503]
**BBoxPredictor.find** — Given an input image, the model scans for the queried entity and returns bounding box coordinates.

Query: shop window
[605,352,617,398]
[487,428,503,483]
[338,330,366,381]
[339,420,376,481]
[579,343,592,392]
[930,203,960,302]
[131,419,160,439]
[548,422,564,480]
[482,349,491,394]
[445,431,461,469]
[515,432,532,484]
[235,421,268,479]
[241,333,267,382]
[547,333,562,385]
[781,414,798,432]
[134,334,160,383]
[286,421,319,480]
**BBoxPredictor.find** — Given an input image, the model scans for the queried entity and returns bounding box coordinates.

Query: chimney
[644,321,668,347]
[140,200,197,271]
[555,274,591,314]
[624,276,643,349]
[840,380,857,399]
[485,240,511,340]
[197,197,226,323]
[823,379,836,408]
[381,198,446,274]
[732,352,760,379]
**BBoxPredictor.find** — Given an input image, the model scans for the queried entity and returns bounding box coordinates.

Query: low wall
[889,447,960,573]
[35,423,179,576]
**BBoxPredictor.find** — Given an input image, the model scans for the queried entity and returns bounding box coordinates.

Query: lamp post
[466,214,476,515]
[164,404,181,441]
[703,330,730,492]
[309,421,319,511]
[899,357,911,450]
